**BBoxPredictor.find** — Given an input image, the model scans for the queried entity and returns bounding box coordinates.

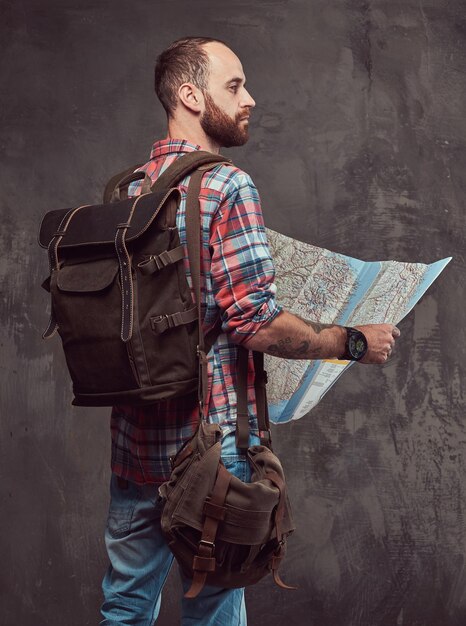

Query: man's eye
[229,85,239,93]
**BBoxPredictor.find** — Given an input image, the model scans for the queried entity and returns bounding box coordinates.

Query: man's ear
[178,82,204,113]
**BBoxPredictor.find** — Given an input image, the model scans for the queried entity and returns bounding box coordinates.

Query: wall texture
[1,1,465,624]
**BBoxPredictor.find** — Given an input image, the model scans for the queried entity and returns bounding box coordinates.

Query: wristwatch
[339,327,368,361]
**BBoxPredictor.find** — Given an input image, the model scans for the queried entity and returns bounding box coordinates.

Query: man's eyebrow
[225,77,245,86]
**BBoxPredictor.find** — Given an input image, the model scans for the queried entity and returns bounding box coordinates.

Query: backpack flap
[38,188,180,250]
[40,187,181,344]
[55,258,119,293]
[169,443,293,545]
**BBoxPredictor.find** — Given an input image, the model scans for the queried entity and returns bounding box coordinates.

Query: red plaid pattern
[110,139,281,484]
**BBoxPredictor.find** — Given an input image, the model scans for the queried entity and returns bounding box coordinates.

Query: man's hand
[356,324,401,364]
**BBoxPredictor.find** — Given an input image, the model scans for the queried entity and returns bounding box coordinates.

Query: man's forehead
[203,41,245,82]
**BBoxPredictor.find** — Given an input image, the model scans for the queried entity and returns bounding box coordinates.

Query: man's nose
[242,88,256,108]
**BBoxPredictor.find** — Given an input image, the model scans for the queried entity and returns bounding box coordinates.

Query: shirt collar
[150,138,202,160]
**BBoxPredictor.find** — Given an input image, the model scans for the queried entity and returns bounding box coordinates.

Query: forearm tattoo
[266,320,337,359]
[266,336,312,358]
[308,321,337,334]
[295,315,337,335]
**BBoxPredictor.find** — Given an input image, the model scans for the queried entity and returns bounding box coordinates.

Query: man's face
[200,42,256,148]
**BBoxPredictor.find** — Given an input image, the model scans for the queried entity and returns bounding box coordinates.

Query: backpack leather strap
[103,152,231,204]
[111,170,152,202]
[151,151,229,193]
[43,204,91,339]
[137,246,185,275]
[150,307,198,333]
[114,193,152,342]
[102,163,144,204]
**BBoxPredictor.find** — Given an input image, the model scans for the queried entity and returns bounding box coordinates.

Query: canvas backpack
[38,151,229,407]
[159,348,295,597]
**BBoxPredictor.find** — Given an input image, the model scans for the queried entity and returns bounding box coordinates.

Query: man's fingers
[357,323,400,364]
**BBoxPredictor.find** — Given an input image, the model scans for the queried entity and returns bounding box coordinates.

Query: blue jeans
[100,432,259,625]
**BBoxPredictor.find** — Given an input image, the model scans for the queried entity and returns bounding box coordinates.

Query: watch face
[348,333,367,359]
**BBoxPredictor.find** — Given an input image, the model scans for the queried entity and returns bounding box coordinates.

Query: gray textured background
[1,1,465,624]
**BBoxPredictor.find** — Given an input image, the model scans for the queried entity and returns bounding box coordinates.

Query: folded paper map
[265,229,452,424]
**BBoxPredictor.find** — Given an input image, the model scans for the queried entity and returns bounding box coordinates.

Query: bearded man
[101,36,399,625]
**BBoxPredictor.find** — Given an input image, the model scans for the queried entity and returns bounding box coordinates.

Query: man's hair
[154,36,227,117]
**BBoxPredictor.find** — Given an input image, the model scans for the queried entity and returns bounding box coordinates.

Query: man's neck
[167,117,220,154]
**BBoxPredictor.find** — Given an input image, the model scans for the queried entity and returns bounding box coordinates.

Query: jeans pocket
[106,475,142,539]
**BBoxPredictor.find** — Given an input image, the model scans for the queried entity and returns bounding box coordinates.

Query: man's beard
[200,92,250,148]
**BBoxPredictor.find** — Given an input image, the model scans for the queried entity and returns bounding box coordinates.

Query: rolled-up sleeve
[209,171,282,343]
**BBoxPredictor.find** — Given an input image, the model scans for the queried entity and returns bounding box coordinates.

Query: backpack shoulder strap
[102,151,232,204]
[150,151,231,192]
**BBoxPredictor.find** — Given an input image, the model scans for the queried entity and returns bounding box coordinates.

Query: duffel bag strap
[186,167,210,416]
[185,161,230,417]
[236,347,272,451]
[253,350,272,448]
[184,464,232,599]
[236,347,250,450]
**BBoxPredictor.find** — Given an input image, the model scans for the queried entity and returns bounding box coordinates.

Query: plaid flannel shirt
[110,139,281,484]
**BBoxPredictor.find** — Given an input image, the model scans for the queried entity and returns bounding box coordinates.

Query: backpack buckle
[151,314,169,333]
[198,539,215,556]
